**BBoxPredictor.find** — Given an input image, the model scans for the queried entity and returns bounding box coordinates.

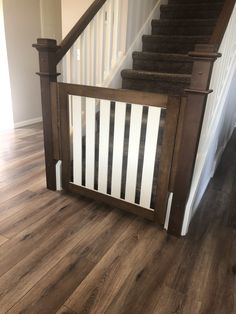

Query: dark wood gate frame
[58,83,182,224]
[33,0,236,236]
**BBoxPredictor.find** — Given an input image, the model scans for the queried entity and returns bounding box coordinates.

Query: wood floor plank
[56,306,77,314]
[7,210,134,314]
[64,219,168,314]
[0,196,90,277]
[0,235,8,246]
[0,189,66,238]
[0,204,127,312]
[0,190,36,221]
[0,124,235,314]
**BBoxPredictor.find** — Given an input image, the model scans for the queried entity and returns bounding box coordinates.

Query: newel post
[33,38,60,190]
[168,44,221,237]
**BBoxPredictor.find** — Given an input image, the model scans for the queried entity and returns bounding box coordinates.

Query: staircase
[121,0,223,94]
[108,0,223,205]
[34,0,235,235]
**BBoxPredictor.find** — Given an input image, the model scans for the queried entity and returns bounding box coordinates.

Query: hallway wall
[2,0,61,128]
[0,0,13,130]
[3,0,42,127]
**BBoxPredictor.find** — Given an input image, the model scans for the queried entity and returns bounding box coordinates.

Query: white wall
[0,0,13,130]
[40,0,62,42]
[3,0,42,127]
[61,0,93,38]
[126,0,157,48]
[3,0,62,128]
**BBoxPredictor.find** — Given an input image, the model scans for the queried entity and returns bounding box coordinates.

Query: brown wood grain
[0,124,235,313]
[155,95,181,224]
[0,235,8,247]
[58,83,168,108]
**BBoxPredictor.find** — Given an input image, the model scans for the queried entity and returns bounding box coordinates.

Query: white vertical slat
[85,25,91,85]
[70,43,77,84]
[112,0,120,66]
[118,0,128,56]
[72,96,83,186]
[90,18,96,85]
[85,97,96,189]
[96,8,105,85]
[104,0,113,78]
[125,104,143,203]
[111,102,126,198]
[75,37,81,84]
[98,100,111,193]
[80,31,86,85]
[64,51,71,83]
[83,24,91,85]
[140,107,161,208]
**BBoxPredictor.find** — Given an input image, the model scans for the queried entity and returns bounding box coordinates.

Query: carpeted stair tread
[160,3,223,19]
[121,70,191,94]
[143,35,210,54]
[133,51,191,62]
[152,18,217,35]
[132,51,193,74]
[121,69,191,82]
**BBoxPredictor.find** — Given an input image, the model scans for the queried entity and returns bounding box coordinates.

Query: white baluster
[96,9,105,86]
[90,18,96,86]
[98,100,111,193]
[104,0,113,78]
[111,101,126,198]
[125,104,143,203]
[85,97,96,189]
[140,107,161,208]
[112,0,120,66]
[80,31,86,85]
[119,0,128,56]
[72,96,83,186]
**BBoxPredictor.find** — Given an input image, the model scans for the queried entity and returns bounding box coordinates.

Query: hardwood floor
[0,123,235,314]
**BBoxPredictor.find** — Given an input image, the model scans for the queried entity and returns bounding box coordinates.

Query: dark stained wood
[56,306,77,314]
[51,82,61,160]
[56,0,108,63]
[33,39,60,190]
[169,97,187,192]
[7,209,134,314]
[68,183,154,221]
[0,235,8,246]
[210,0,236,48]
[0,123,236,313]
[58,83,168,108]
[155,96,181,225]
[168,45,221,236]
[58,83,182,223]
[64,219,167,314]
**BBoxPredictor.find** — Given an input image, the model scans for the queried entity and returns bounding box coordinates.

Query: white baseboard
[14,117,42,129]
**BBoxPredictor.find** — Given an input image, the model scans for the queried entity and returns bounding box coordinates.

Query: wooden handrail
[210,0,236,48]
[55,0,107,64]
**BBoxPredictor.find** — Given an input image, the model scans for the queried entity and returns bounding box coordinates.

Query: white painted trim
[14,117,42,129]
[164,192,173,231]
[56,160,62,191]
